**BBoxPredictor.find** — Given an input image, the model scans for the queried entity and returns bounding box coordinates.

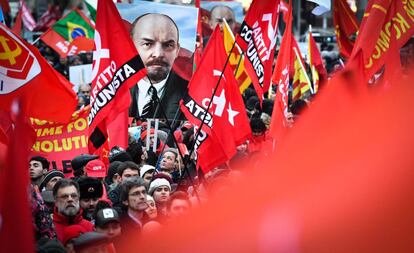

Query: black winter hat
[77,177,103,199]
[40,170,65,190]
[36,238,66,253]
[109,146,132,163]
[71,154,99,171]
[73,232,109,251]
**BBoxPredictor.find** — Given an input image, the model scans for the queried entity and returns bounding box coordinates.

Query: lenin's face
[132,14,180,84]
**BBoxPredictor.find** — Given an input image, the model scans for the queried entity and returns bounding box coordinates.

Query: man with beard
[129,13,188,121]
[77,177,103,221]
[119,176,148,236]
[52,179,94,243]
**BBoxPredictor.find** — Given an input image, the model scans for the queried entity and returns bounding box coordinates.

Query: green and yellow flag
[40,9,95,57]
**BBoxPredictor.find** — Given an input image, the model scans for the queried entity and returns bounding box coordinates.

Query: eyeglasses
[57,193,79,200]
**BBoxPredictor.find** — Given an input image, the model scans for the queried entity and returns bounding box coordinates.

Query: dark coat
[129,71,188,122]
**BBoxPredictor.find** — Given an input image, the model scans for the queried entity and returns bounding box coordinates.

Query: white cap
[148,178,171,195]
[140,164,155,177]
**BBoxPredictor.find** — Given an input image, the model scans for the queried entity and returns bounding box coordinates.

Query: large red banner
[30,107,90,177]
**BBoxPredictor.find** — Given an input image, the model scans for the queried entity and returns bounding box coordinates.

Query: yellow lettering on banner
[404,1,414,22]
[372,45,382,60]
[81,135,87,147]
[41,141,53,152]
[377,27,390,52]
[72,136,81,149]
[392,13,410,39]
[31,135,88,153]
[33,119,48,126]
[74,118,87,131]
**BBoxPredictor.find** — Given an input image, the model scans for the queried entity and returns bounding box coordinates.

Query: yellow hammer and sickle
[0,36,22,65]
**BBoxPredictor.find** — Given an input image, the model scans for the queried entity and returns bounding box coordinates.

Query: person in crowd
[71,154,99,179]
[148,174,172,219]
[39,170,65,212]
[94,207,122,239]
[129,13,188,121]
[40,170,65,191]
[30,156,50,187]
[78,84,91,105]
[140,164,156,187]
[52,179,94,242]
[109,161,141,213]
[119,176,149,235]
[72,232,113,253]
[167,190,192,221]
[77,177,103,221]
[105,161,123,192]
[209,4,236,33]
[31,184,57,240]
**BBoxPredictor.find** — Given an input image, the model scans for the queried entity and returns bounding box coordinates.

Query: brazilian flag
[40,9,95,57]
[53,10,94,42]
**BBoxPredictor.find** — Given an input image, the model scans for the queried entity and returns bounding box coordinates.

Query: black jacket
[129,71,188,122]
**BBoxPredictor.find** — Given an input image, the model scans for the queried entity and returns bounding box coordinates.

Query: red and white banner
[236,0,280,103]
[269,1,292,142]
[20,0,36,31]
[181,27,251,172]
[0,23,77,123]
[88,0,146,153]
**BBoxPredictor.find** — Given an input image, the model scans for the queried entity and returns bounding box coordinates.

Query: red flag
[349,0,414,80]
[0,105,35,252]
[333,0,359,58]
[269,1,292,142]
[88,0,146,153]
[33,5,62,32]
[0,23,77,122]
[11,9,22,35]
[308,31,327,93]
[180,27,251,173]
[20,0,36,31]
[236,0,280,103]
[291,36,312,101]
[0,0,10,14]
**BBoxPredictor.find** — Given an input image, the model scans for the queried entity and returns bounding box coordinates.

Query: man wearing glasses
[119,177,148,236]
[52,179,94,243]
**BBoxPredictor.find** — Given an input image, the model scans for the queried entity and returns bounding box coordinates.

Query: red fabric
[0,0,10,13]
[11,9,22,35]
[88,0,146,153]
[0,109,35,252]
[235,0,280,103]
[0,24,77,123]
[333,0,359,58]
[308,32,328,92]
[350,0,414,80]
[269,1,292,142]
[53,208,94,243]
[180,27,251,173]
[33,5,62,32]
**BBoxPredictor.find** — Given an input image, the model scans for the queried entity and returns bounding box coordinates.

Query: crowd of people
[7,1,407,252]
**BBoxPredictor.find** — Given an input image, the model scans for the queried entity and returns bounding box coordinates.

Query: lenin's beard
[146,59,171,83]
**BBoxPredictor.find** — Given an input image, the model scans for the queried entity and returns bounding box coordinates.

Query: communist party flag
[333,0,359,58]
[40,9,95,57]
[269,0,292,142]
[180,26,251,172]
[0,105,35,253]
[236,0,280,103]
[222,19,251,93]
[308,31,327,93]
[88,0,146,153]
[0,23,77,122]
[292,36,312,101]
[349,0,414,80]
